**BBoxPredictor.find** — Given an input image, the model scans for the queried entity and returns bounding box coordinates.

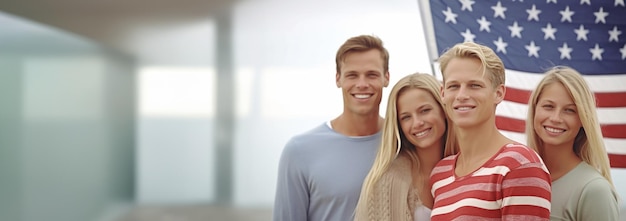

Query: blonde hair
[526,66,614,188]
[438,42,505,88]
[356,73,457,216]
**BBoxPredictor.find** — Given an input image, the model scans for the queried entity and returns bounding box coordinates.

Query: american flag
[418,0,626,168]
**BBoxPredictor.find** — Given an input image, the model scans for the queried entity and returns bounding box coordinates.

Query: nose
[355,76,369,89]
[549,111,563,123]
[455,85,470,101]
[412,117,425,128]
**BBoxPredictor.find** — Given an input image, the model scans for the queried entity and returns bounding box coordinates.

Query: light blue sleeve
[273,138,309,221]
[577,178,619,221]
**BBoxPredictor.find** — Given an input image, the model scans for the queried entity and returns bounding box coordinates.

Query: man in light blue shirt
[273,34,390,221]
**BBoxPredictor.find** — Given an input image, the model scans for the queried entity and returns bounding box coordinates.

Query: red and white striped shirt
[430,143,551,221]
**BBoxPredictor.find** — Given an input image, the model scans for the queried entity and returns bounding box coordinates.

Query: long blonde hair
[526,66,614,187]
[357,73,457,211]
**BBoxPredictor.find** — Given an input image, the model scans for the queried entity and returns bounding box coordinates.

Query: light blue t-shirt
[273,122,381,221]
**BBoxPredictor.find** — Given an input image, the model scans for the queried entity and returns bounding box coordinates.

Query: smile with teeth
[414,129,430,137]
[545,126,565,133]
[455,106,474,111]
[354,94,372,99]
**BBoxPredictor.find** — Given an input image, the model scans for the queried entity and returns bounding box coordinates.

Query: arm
[501,162,552,220]
[273,139,309,221]
[577,178,619,221]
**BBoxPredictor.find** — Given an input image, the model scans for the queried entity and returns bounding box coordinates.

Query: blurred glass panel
[0,11,134,221]
[139,67,215,117]
[137,67,216,203]
[22,56,104,120]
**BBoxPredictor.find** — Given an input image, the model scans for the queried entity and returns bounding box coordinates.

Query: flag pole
[417,0,439,78]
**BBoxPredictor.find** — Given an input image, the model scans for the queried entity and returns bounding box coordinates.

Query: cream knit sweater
[354,154,422,221]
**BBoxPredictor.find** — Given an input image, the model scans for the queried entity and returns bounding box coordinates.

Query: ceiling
[0,0,237,55]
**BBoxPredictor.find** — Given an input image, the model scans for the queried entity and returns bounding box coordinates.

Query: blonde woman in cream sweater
[354,73,457,221]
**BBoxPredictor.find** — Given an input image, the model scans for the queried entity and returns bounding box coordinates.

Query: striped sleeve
[500,144,551,220]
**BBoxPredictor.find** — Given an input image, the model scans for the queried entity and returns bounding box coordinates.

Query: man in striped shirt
[430,42,551,220]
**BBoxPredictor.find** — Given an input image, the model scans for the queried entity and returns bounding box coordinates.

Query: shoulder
[576,163,615,195]
[430,154,456,177]
[386,153,413,176]
[493,144,550,179]
[581,176,615,196]
[575,164,620,216]
[377,154,413,187]
[283,124,330,151]
[496,143,544,166]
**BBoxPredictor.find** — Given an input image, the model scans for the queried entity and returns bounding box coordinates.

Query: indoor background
[0,0,624,220]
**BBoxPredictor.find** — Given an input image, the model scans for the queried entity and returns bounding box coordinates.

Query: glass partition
[0,12,135,221]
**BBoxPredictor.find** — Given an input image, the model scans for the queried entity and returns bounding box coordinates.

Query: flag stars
[542,23,557,40]
[609,26,622,42]
[620,44,626,59]
[617,0,625,7]
[509,21,524,38]
[443,7,458,24]
[492,1,507,19]
[459,0,475,11]
[560,6,575,23]
[477,16,492,32]
[526,41,541,58]
[547,0,557,3]
[581,0,591,5]
[558,42,573,60]
[574,25,589,41]
[461,29,476,42]
[493,37,508,54]
[590,44,604,60]
[527,4,541,21]
[594,7,609,24]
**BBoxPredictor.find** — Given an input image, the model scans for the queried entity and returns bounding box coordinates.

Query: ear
[383,71,390,87]
[440,85,445,101]
[494,84,505,104]
[335,72,341,88]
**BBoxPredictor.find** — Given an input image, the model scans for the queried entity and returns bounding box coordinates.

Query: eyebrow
[539,99,576,106]
[399,104,431,114]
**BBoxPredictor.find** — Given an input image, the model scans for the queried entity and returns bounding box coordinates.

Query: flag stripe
[501,130,626,167]
[499,131,626,156]
[497,101,626,124]
[608,155,626,168]
[496,116,626,139]
[505,87,626,108]
[506,69,626,92]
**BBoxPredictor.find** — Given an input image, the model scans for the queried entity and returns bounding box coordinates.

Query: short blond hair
[438,42,505,88]
[335,35,389,74]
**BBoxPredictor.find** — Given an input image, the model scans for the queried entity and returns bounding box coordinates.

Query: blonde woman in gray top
[354,73,457,221]
[526,66,620,221]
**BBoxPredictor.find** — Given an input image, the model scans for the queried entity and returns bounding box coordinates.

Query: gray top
[273,122,381,221]
[551,162,620,221]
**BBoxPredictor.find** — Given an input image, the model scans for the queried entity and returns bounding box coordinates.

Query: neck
[456,122,509,158]
[417,143,443,175]
[542,143,581,181]
[331,112,383,136]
